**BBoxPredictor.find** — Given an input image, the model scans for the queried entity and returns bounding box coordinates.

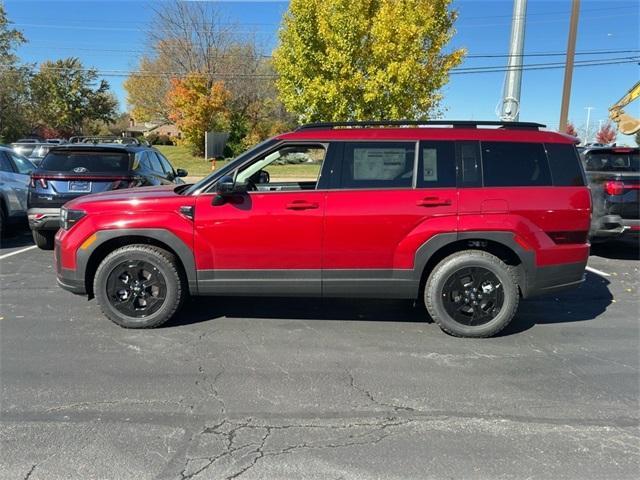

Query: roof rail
[68,135,148,146]
[296,120,546,131]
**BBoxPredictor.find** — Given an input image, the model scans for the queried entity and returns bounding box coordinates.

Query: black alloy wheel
[441,266,504,326]
[105,260,168,317]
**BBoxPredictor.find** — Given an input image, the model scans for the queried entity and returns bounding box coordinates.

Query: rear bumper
[28,208,61,230]
[524,260,587,298]
[591,215,640,240]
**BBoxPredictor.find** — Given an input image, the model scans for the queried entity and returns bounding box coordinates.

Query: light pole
[584,106,594,143]
[500,0,527,122]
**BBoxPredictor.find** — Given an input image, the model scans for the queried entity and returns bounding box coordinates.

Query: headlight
[60,208,86,230]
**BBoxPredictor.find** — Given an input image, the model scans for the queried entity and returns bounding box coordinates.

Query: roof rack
[296,120,546,131]
[68,135,149,146]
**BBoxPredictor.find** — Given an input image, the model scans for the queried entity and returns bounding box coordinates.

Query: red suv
[55,121,591,337]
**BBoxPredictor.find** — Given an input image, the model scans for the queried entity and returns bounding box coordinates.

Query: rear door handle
[416,197,452,207]
[286,200,319,210]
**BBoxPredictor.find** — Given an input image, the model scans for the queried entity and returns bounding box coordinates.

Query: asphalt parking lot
[1,226,639,480]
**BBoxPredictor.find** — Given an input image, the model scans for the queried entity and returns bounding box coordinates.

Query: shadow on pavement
[590,238,639,261]
[166,272,613,335]
[0,224,35,250]
[501,272,613,336]
[166,297,426,328]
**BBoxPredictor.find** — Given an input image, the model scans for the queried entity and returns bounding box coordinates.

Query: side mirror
[216,175,235,194]
[176,168,188,177]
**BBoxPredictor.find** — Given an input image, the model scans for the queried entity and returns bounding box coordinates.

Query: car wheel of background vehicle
[0,206,5,237]
[94,244,185,329]
[32,229,55,250]
[425,250,519,338]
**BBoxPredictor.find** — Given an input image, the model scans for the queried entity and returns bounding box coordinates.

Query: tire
[0,206,5,237]
[93,244,185,328]
[424,250,519,338]
[32,229,55,250]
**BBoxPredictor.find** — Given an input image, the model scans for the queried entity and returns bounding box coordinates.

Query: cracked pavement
[1,230,639,479]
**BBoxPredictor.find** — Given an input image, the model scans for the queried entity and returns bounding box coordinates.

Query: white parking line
[586,266,611,277]
[0,245,38,261]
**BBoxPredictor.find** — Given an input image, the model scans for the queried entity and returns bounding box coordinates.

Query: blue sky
[4,0,640,143]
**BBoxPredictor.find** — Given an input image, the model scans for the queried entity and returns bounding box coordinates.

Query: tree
[562,122,578,137]
[595,122,617,145]
[0,4,31,142]
[635,131,640,147]
[125,1,292,154]
[124,56,172,122]
[166,74,231,155]
[273,0,464,122]
[30,58,118,136]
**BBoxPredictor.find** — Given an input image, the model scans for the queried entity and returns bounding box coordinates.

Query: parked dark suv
[28,138,187,249]
[581,146,639,241]
[55,121,591,338]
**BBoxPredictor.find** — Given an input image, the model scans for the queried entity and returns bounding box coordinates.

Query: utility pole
[559,0,581,132]
[500,0,528,122]
[584,106,594,143]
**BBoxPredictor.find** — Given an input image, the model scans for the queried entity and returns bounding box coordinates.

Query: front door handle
[286,200,319,210]
[416,197,452,207]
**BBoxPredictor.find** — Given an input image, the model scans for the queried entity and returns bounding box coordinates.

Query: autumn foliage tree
[563,122,578,137]
[595,122,617,145]
[273,0,464,122]
[167,74,231,155]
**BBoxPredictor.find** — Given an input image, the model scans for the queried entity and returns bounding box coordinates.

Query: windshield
[183,138,279,195]
[584,150,639,172]
[40,150,130,173]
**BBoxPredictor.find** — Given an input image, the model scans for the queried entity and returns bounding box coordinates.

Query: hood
[64,185,181,210]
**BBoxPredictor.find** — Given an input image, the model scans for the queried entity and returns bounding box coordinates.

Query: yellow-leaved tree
[166,74,231,155]
[273,0,465,122]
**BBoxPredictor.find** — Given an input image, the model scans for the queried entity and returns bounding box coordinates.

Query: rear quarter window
[481,142,551,187]
[40,151,130,173]
[545,143,586,186]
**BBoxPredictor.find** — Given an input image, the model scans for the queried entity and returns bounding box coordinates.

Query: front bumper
[54,239,86,295]
[28,208,61,230]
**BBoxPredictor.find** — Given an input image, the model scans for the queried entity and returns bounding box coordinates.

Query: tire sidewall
[426,253,518,338]
[95,248,180,328]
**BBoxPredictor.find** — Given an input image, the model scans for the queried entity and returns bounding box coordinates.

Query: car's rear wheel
[32,229,55,250]
[425,250,519,338]
[94,244,185,328]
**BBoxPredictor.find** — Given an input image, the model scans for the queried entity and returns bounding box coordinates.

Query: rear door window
[481,142,551,187]
[456,141,482,187]
[545,143,585,186]
[583,149,639,172]
[417,141,456,188]
[337,142,415,189]
[40,151,130,173]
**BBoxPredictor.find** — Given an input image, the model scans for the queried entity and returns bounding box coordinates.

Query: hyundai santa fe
[54,120,591,338]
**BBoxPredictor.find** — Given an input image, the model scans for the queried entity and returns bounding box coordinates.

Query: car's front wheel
[94,244,185,328]
[425,250,519,338]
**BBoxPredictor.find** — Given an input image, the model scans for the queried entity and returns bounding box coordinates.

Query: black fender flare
[77,228,198,295]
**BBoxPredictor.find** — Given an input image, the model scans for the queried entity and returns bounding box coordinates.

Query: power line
[2,57,637,79]
[16,42,640,60]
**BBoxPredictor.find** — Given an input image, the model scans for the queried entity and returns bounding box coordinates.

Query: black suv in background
[28,140,188,249]
[581,146,639,241]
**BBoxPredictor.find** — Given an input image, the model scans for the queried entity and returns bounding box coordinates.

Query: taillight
[604,180,624,196]
[30,177,48,188]
[110,177,138,190]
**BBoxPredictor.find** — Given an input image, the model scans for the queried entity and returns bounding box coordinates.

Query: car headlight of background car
[60,208,86,230]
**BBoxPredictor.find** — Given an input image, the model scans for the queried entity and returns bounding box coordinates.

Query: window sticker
[423,148,438,181]
[353,148,406,180]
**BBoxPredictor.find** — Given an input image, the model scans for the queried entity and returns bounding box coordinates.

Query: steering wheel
[245,180,258,191]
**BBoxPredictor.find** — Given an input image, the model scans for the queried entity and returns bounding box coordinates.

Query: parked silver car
[0,146,35,235]
[11,142,54,166]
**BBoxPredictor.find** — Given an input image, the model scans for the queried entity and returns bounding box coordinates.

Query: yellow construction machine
[609,80,640,135]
